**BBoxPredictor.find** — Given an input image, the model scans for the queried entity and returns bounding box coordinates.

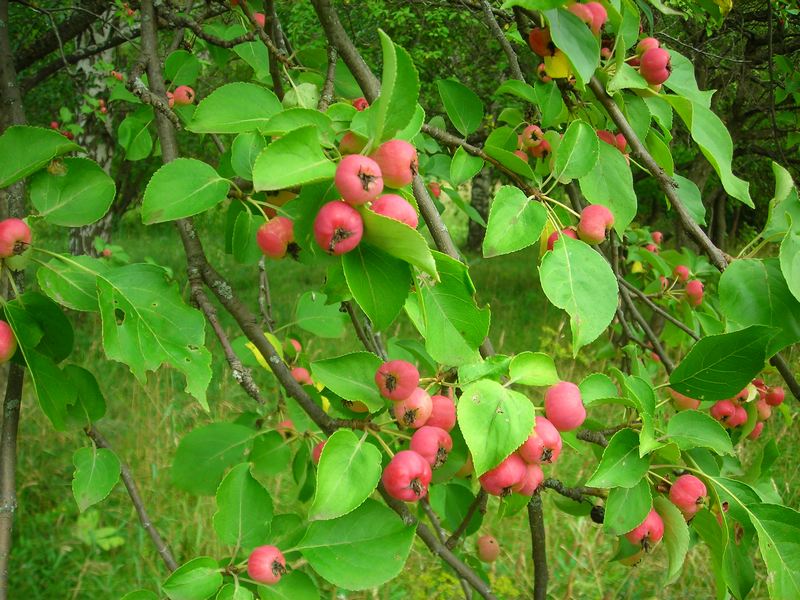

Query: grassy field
[7,207,797,599]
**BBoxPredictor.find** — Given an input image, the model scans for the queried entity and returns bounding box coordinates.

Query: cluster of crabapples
[256,128,421,260]
[514,124,551,162]
[644,232,705,307]
[670,380,785,441]
[0,218,30,367]
[528,3,672,89]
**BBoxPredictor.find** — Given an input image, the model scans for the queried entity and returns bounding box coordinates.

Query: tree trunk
[466,166,492,252]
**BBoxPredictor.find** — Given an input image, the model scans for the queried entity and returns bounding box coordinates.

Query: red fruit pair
[382,450,432,502]
[518,416,562,464]
[480,454,543,497]
[577,205,614,245]
[685,279,704,307]
[568,2,608,35]
[257,217,295,259]
[247,545,286,585]
[669,474,706,519]
[639,47,671,85]
[544,381,586,431]
[597,130,626,153]
[710,399,747,428]
[0,218,31,258]
[546,227,578,251]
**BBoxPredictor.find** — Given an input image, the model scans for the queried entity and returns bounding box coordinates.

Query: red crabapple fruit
[756,399,772,421]
[338,131,367,155]
[428,182,442,198]
[477,535,501,562]
[382,450,432,502]
[685,279,704,307]
[312,440,326,465]
[256,217,294,259]
[370,194,419,228]
[528,28,555,57]
[710,399,736,425]
[639,47,672,85]
[253,12,266,27]
[513,462,544,495]
[352,97,369,111]
[584,2,608,34]
[669,474,706,519]
[172,85,195,106]
[335,154,383,205]
[370,140,419,188]
[247,545,286,585]
[668,388,700,410]
[544,381,587,431]
[748,422,764,440]
[0,218,31,258]
[375,360,420,401]
[727,405,748,428]
[426,394,456,431]
[393,388,433,429]
[410,426,453,468]
[625,509,664,550]
[0,321,17,364]
[479,453,527,497]
[636,37,660,56]
[673,265,689,282]
[313,201,364,255]
[291,367,312,385]
[518,416,562,464]
[577,204,614,244]
[547,227,578,251]
[651,231,663,244]
[765,386,785,406]
[528,139,551,159]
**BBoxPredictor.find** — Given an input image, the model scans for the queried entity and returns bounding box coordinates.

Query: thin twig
[85,426,178,571]
[576,429,608,447]
[618,277,699,340]
[527,493,548,600]
[421,498,474,600]
[257,257,275,331]
[479,0,525,81]
[343,301,379,356]
[445,489,488,549]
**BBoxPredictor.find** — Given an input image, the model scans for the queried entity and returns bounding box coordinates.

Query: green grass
[8,212,796,599]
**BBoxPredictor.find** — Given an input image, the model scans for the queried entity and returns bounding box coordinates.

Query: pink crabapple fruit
[669,474,707,518]
[334,154,384,205]
[0,218,31,258]
[547,227,578,251]
[256,217,295,259]
[513,462,545,495]
[668,388,700,410]
[514,149,529,162]
[382,450,432,502]
[625,509,664,550]
[537,63,552,83]
[428,182,442,198]
[247,545,286,585]
[636,37,660,55]
[371,194,419,228]
[577,204,614,244]
[479,453,527,497]
[393,388,433,429]
[528,28,555,57]
[685,279,704,307]
[544,381,587,431]
[313,201,364,255]
[253,12,266,27]
[639,47,672,85]
[528,139,551,159]
[375,360,420,401]
[584,2,608,34]
[426,394,457,431]
[645,243,659,253]
[289,339,302,354]
[410,426,453,468]
[49,121,59,130]
[352,97,369,111]
[338,131,367,155]
[748,422,764,440]
[673,265,690,282]
[518,416,562,464]
[312,440,326,465]
[765,386,785,406]
[568,3,594,27]
[520,124,544,147]
[0,321,17,364]
[477,535,501,562]
[728,406,748,428]
[291,367,312,386]
[756,399,772,421]
[370,140,419,189]
[651,231,663,244]
[172,85,195,106]
[710,399,736,425]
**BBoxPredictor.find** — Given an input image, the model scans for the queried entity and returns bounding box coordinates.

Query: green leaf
[603,478,652,536]
[257,571,319,600]
[539,236,618,354]
[586,429,651,488]
[437,79,484,137]
[665,95,751,207]
[429,483,483,535]
[495,80,537,103]
[763,162,800,240]
[580,372,622,407]
[71,446,120,512]
[213,463,273,549]
[509,352,559,386]
[234,42,270,80]
[296,499,415,590]
[666,410,734,455]
[30,157,115,226]
[0,126,80,188]
[343,243,411,330]
[118,109,154,161]
[482,186,547,257]
[483,145,535,179]
[458,379,535,476]
[172,423,255,495]
[121,591,158,600]
[535,80,566,128]
[36,255,107,312]
[217,584,254,600]
[625,376,660,456]
[543,8,600,86]
[188,83,281,133]
[607,63,649,92]
[310,429,382,520]
[232,210,265,264]
[449,146,484,187]
[370,31,420,143]
[295,291,347,338]
[311,352,384,412]
[414,252,490,366]
[360,208,437,277]
[9,292,73,362]
[501,0,563,9]
[669,326,773,401]
[252,126,336,192]
[262,108,334,141]
[781,226,800,304]
[553,120,599,182]
[578,142,637,234]
[719,258,800,354]
[64,365,106,428]
[250,431,291,478]
[654,496,690,584]
[142,158,230,224]
[663,50,714,107]
[96,264,212,408]
[165,50,201,86]
[673,174,706,225]
[162,557,223,600]
[230,133,267,181]
[748,503,800,599]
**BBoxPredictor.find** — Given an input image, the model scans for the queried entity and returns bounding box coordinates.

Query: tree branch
[618,277,700,340]
[445,489,487,549]
[541,478,607,502]
[317,45,338,111]
[479,0,525,82]
[85,426,178,571]
[527,493,548,600]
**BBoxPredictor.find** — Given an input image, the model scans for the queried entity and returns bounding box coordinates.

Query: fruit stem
[369,430,396,457]
[541,194,581,218]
